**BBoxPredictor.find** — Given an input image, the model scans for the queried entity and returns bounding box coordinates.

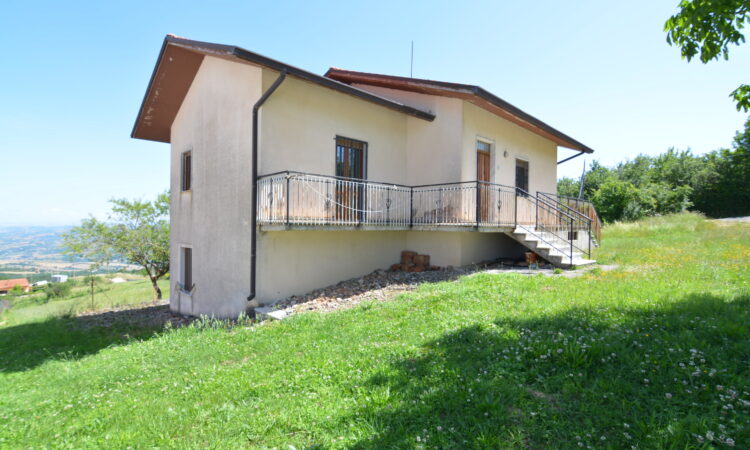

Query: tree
[63,192,170,300]
[692,117,750,216]
[665,0,750,111]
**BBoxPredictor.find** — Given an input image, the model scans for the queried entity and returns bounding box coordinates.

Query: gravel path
[715,216,750,223]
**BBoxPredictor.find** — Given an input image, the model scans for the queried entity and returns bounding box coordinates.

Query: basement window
[181,247,192,292]
[568,231,579,241]
[181,151,192,191]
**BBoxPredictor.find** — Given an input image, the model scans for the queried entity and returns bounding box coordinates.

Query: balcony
[259,170,590,228]
[257,171,599,264]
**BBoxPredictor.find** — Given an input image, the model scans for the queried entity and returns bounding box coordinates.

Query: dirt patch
[73,301,196,329]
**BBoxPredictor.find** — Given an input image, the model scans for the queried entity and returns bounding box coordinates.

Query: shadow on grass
[346,293,750,448]
[0,304,192,373]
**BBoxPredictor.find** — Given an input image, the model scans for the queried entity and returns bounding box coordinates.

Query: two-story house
[132,35,601,318]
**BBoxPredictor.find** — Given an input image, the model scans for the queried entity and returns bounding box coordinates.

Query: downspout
[248,69,288,303]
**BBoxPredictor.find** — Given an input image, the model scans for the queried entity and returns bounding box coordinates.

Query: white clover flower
[665,393,672,399]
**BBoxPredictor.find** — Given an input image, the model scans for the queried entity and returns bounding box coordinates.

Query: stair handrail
[537,191,602,243]
[537,192,592,224]
[516,187,591,261]
[515,224,573,265]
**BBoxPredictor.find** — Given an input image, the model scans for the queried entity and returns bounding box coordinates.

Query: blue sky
[1,0,748,226]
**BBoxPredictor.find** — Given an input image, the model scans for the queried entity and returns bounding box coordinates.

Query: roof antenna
[410,40,414,78]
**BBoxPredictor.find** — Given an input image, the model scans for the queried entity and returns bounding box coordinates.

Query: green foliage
[0,214,748,448]
[9,285,24,297]
[560,118,750,222]
[43,281,72,300]
[665,0,750,111]
[592,178,641,222]
[556,177,580,197]
[63,192,169,299]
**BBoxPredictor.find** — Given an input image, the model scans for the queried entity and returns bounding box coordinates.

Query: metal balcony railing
[257,171,597,261]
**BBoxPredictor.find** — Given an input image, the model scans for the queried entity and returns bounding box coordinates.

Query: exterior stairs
[508,226,596,269]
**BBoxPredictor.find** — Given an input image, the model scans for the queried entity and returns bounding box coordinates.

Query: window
[181,151,192,191]
[335,136,367,222]
[515,159,529,194]
[181,247,192,291]
[335,137,366,179]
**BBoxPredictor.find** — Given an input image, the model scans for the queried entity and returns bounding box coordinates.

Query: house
[132,35,602,318]
[0,278,31,295]
[51,274,68,283]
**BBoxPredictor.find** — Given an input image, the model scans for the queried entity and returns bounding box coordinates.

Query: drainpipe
[248,69,288,303]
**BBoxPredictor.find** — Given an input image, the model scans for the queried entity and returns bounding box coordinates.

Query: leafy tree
[556,177,580,197]
[592,178,642,222]
[692,117,750,216]
[665,0,750,111]
[63,192,170,300]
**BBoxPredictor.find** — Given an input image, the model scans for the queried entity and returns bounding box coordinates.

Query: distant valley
[0,226,134,278]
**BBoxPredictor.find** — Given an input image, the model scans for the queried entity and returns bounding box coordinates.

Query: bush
[44,281,72,300]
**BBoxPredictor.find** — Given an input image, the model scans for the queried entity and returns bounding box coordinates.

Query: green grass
[1,277,169,326]
[1,213,748,448]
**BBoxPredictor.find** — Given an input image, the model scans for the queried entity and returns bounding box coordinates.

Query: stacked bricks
[390,250,441,272]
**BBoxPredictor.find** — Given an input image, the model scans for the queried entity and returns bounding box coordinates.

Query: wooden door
[477,145,491,222]
[335,137,366,222]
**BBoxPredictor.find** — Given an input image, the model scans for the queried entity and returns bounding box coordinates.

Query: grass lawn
[0,276,169,326]
[1,213,748,448]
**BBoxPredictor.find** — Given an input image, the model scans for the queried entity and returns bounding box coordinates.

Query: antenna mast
[410,40,414,78]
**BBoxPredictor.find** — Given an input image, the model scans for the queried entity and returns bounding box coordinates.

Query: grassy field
[1,213,748,448]
[0,276,169,326]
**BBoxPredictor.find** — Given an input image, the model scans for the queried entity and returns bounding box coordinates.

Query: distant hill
[0,226,137,278]
[0,226,73,261]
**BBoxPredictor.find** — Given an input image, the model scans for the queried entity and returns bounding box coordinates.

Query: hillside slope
[1,214,748,448]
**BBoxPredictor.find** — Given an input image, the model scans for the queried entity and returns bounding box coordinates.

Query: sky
[1,0,748,226]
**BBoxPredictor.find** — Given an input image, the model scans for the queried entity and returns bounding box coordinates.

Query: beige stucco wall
[461,102,558,195]
[351,84,464,186]
[256,229,525,304]
[259,70,408,184]
[351,83,559,194]
[169,56,262,318]
[256,230,406,302]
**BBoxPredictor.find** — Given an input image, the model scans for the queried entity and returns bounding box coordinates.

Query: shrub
[44,281,72,300]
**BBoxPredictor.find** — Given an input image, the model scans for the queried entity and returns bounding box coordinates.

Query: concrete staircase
[508,226,596,269]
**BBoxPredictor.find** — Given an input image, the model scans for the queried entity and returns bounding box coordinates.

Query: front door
[476,142,491,222]
[335,137,366,222]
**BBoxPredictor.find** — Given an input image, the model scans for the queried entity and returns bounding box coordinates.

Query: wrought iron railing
[257,171,597,262]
